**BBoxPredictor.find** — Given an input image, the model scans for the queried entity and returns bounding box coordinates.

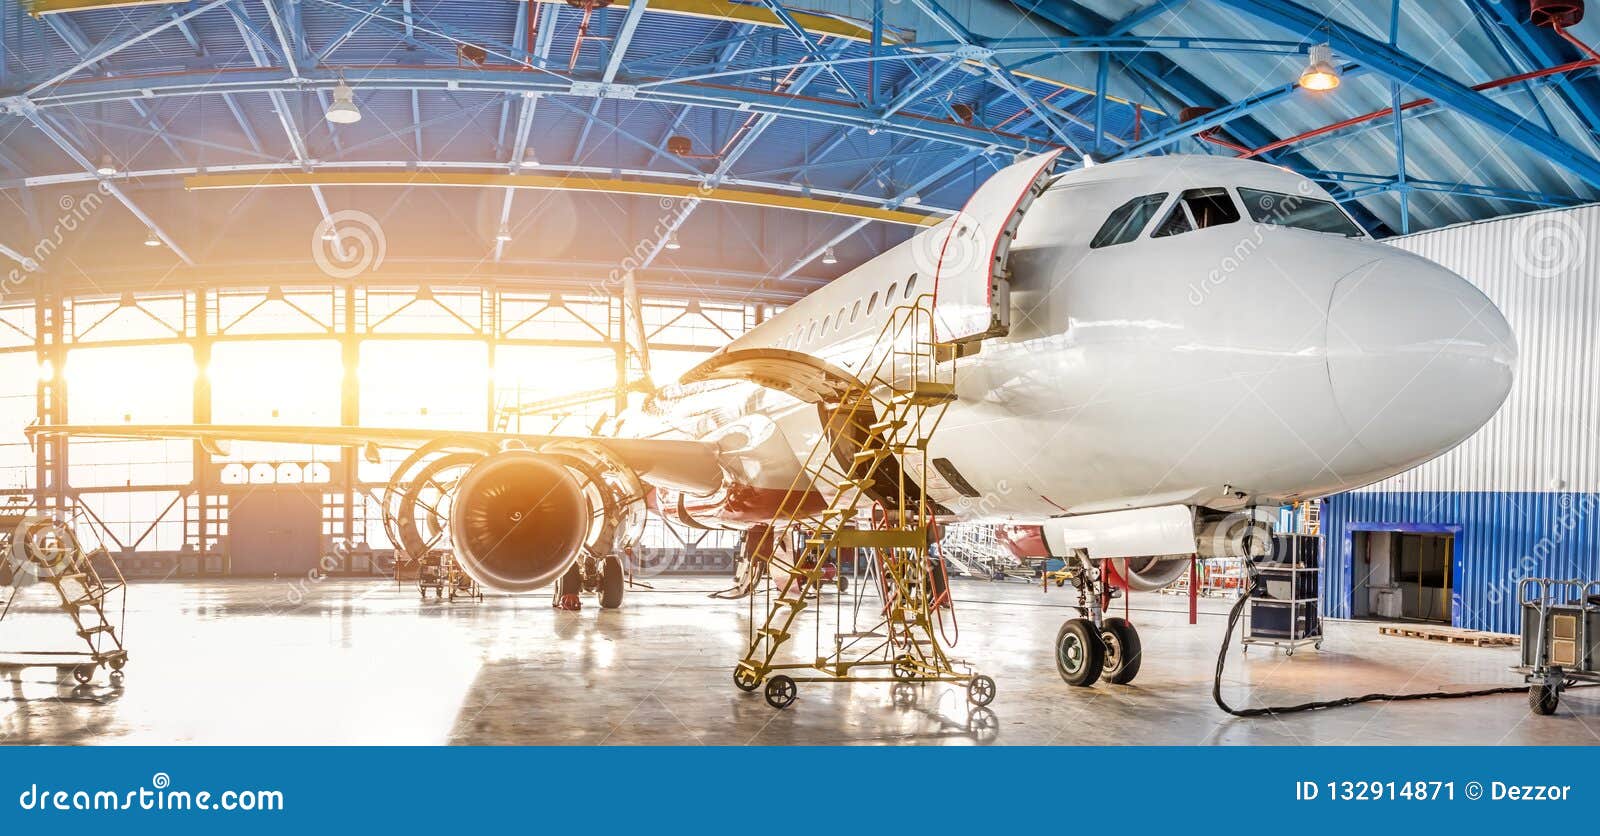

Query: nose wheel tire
[764,674,797,709]
[1055,617,1105,687]
[966,674,996,707]
[1099,617,1142,685]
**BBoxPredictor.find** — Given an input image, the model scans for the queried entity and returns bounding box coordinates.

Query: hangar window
[1090,192,1167,248]
[1238,187,1364,237]
[1152,188,1239,239]
[904,274,917,299]
[866,291,879,315]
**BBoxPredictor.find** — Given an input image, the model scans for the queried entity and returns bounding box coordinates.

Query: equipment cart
[1242,533,1323,656]
[1516,578,1600,715]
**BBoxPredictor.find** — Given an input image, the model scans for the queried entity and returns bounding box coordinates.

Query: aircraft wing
[24,424,724,495]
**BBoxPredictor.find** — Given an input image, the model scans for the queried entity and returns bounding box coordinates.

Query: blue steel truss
[0,0,1596,298]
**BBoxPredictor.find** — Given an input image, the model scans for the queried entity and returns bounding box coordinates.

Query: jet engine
[1105,555,1192,591]
[448,450,592,593]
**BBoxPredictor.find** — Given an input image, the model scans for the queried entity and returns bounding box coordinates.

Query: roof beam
[1470,0,1600,139]
[26,0,231,96]
[40,14,186,158]
[1213,0,1600,187]
[18,104,193,263]
[757,0,866,107]
[496,7,559,261]
[184,170,940,226]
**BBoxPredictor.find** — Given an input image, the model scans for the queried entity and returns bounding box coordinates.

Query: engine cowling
[1106,555,1192,592]
[449,451,590,593]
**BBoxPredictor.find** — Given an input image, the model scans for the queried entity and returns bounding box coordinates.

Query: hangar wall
[1321,204,1600,633]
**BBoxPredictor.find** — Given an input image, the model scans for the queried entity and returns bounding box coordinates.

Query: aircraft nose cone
[1326,256,1516,470]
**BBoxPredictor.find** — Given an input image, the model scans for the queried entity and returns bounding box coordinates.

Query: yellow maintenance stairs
[0,503,128,685]
[732,297,995,709]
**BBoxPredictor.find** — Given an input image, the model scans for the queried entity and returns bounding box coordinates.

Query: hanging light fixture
[95,154,119,177]
[821,246,838,265]
[326,78,363,124]
[495,224,513,242]
[1299,44,1341,91]
[143,229,162,248]
[664,231,681,250]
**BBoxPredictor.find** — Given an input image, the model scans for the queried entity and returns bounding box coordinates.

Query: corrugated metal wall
[1321,492,1600,633]
[1319,205,1600,632]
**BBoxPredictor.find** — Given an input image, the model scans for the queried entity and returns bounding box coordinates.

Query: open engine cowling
[448,451,591,593]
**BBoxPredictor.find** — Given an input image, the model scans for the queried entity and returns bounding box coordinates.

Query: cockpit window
[1090,193,1167,248]
[1238,187,1364,237]
[1150,188,1240,239]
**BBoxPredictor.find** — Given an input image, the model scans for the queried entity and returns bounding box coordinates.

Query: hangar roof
[1,0,1597,301]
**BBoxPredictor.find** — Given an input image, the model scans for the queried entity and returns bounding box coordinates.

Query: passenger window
[807,321,819,341]
[1090,192,1167,248]
[850,300,861,322]
[1237,187,1364,237]
[904,274,916,299]
[886,282,898,303]
[866,292,879,315]
[821,314,832,333]
[835,307,846,330]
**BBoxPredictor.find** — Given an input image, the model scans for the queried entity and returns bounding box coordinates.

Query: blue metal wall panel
[1321,491,1600,633]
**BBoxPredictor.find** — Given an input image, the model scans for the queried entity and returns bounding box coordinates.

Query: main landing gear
[553,553,626,611]
[1053,555,1142,687]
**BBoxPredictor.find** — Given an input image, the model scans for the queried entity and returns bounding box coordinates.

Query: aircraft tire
[598,555,625,609]
[1056,617,1104,687]
[1100,617,1142,685]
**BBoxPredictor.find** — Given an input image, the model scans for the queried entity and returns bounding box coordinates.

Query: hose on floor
[1212,581,1529,717]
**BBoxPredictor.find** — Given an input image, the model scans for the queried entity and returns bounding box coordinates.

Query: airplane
[26,151,1517,688]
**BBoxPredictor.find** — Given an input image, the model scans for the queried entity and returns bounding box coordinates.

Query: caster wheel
[1314,640,1324,650]
[764,675,797,710]
[967,674,996,707]
[109,670,124,685]
[1055,617,1104,687]
[892,654,917,681]
[1529,683,1560,715]
[733,666,762,693]
[1286,648,1295,657]
[109,653,126,672]
[72,665,94,685]
[1100,617,1142,685]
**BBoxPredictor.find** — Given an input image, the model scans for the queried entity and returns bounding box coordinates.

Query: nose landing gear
[1053,555,1143,687]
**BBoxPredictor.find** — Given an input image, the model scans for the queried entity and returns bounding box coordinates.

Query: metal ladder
[732,297,994,709]
[1,508,128,683]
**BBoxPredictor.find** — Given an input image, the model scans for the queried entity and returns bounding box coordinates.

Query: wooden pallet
[1378,624,1519,647]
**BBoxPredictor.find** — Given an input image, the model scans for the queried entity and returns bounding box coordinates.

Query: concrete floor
[0,576,1595,745]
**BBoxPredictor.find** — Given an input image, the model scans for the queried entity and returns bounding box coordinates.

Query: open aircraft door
[929,149,1063,344]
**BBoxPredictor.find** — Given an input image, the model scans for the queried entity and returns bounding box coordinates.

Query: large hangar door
[226,488,324,576]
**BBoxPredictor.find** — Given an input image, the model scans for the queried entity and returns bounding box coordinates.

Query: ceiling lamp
[326,79,363,124]
[664,231,681,250]
[95,154,119,176]
[821,246,838,265]
[1299,44,1340,91]
[143,229,162,248]
[495,224,513,242]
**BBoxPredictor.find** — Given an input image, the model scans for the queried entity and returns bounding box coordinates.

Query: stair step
[757,627,791,642]
[771,598,806,612]
[836,479,873,491]
[868,418,905,433]
[893,381,956,405]
[76,625,115,638]
[851,448,888,461]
